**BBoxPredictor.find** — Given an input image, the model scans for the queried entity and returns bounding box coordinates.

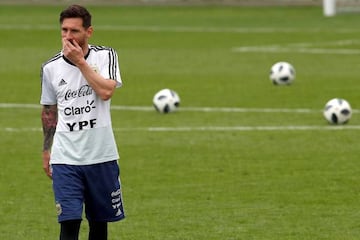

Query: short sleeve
[40,65,57,105]
[101,48,122,88]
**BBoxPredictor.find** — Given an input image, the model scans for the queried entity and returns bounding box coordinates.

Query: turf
[1,4,360,240]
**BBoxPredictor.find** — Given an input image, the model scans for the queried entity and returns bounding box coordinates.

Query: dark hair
[59,5,92,28]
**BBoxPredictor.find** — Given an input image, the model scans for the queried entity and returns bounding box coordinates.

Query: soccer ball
[269,61,296,85]
[323,98,352,124]
[153,88,180,113]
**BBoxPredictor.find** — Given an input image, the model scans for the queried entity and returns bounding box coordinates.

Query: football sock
[59,219,81,240]
[88,221,108,240]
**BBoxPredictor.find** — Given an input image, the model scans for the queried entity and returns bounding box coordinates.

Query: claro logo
[64,100,96,116]
[65,84,93,101]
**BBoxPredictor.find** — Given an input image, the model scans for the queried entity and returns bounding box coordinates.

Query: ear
[86,26,93,38]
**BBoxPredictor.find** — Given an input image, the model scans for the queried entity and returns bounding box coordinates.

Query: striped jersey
[40,45,122,165]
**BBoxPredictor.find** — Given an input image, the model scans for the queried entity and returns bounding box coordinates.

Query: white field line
[0,102,321,113]
[232,46,360,55]
[111,105,322,113]
[290,39,360,47]
[1,103,360,132]
[232,39,360,55]
[1,103,359,113]
[1,24,360,33]
[2,125,360,133]
[144,125,360,131]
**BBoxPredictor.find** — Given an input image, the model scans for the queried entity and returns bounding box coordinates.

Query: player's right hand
[62,38,84,66]
[42,151,52,179]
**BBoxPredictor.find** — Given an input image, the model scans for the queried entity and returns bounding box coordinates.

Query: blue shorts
[52,160,125,223]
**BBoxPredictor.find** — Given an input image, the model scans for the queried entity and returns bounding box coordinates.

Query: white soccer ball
[323,98,352,124]
[269,61,296,85]
[153,88,180,113]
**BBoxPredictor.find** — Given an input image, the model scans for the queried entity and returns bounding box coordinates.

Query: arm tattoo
[41,105,57,152]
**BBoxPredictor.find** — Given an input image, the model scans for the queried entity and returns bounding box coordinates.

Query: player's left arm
[77,61,117,101]
[41,104,57,179]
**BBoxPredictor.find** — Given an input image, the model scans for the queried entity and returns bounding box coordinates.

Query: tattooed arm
[41,104,57,178]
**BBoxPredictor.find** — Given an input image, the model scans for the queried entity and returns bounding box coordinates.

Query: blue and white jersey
[40,45,122,165]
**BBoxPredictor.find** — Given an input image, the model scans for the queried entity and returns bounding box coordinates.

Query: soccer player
[40,5,125,240]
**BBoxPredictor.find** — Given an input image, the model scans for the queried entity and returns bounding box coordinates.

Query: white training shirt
[40,45,122,165]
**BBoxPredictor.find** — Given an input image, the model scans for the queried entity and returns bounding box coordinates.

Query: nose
[62,30,72,40]
[65,33,72,40]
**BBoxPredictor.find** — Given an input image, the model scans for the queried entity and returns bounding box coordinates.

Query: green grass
[1,4,360,240]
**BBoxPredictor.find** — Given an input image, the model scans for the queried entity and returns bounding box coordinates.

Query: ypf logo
[66,118,97,132]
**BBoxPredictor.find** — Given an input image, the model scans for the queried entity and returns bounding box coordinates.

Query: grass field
[1,4,360,240]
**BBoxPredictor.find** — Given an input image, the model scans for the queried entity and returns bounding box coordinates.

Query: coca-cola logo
[65,84,93,101]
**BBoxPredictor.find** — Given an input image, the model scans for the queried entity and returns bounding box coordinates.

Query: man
[40,5,125,240]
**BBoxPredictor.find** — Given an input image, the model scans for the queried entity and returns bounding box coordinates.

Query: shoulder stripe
[90,45,118,80]
[90,45,112,51]
[89,45,119,80]
[109,48,118,80]
[42,52,62,67]
[40,52,62,87]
